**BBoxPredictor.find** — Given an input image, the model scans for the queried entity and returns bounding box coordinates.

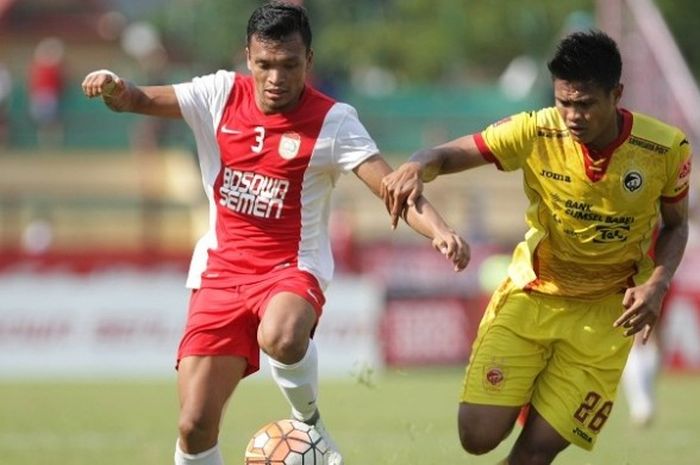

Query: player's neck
[586,109,623,154]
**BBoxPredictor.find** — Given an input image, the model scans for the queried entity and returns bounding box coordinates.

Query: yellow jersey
[475,108,692,299]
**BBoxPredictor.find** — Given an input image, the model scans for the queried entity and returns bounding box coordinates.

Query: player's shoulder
[486,107,565,139]
[532,107,567,134]
[305,84,336,105]
[494,107,561,127]
[191,69,236,85]
[181,69,236,96]
[304,88,363,128]
[302,85,347,118]
[231,72,252,91]
[628,110,688,153]
[535,107,565,125]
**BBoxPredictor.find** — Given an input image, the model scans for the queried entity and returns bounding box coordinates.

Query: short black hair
[547,30,622,92]
[247,1,312,50]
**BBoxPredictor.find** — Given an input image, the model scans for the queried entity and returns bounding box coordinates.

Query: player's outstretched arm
[81,69,182,118]
[381,134,489,228]
[354,154,470,271]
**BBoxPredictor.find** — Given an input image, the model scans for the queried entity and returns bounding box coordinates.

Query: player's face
[554,79,623,151]
[247,32,313,114]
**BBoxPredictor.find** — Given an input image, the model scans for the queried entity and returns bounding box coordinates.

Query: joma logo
[540,169,571,183]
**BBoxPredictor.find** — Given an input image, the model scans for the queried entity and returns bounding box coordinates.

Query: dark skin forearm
[647,217,688,291]
[102,80,141,113]
[614,197,689,342]
[410,146,474,182]
[400,195,451,238]
[104,81,180,117]
[381,135,489,227]
[82,70,182,118]
[355,154,470,271]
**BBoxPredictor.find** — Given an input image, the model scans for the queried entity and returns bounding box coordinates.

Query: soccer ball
[244,419,328,465]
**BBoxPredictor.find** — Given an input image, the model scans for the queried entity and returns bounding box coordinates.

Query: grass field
[1,368,698,465]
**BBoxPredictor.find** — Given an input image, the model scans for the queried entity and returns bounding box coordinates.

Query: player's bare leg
[259,293,319,424]
[259,292,343,465]
[506,406,570,465]
[176,355,247,464]
[259,292,317,364]
[458,403,521,454]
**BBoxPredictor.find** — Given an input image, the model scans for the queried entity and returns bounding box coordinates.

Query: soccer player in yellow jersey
[381,30,691,464]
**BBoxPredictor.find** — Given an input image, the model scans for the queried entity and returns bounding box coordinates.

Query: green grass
[1,369,698,464]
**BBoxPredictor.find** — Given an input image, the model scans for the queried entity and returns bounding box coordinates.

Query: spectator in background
[621,308,664,427]
[28,37,66,148]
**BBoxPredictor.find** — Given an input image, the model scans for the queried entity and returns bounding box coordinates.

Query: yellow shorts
[460,279,633,450]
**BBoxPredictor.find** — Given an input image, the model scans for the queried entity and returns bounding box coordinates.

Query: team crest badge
[622,170,643,193]
[278,132,301,160]
[483,364,505,391]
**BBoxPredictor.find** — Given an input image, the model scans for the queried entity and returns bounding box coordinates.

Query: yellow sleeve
[661,132,692,202]
[475,111,537,172]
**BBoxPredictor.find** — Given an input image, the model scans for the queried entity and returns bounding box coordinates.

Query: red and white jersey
[174,71,378,289]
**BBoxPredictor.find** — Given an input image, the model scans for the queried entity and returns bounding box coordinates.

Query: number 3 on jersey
[252,126,265,153]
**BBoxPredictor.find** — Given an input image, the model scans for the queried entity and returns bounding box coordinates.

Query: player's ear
[305,48,314,69]
[613,83,623,105]
[245,47,252,71]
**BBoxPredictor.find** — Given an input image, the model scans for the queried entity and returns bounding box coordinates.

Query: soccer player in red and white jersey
[382,31,691,464]
[82,3,469,465]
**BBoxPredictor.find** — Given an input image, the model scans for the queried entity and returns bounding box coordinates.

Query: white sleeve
[172,70,233,184]
[173,70,234,135]
[331,103,379,173]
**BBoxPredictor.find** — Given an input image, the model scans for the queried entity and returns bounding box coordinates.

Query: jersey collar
[580,109,633,182]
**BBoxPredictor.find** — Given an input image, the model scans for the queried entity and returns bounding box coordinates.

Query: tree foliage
[309,0,594,84]
[150,0,700,86]
[655,0,700,81]
[152,0,259,71]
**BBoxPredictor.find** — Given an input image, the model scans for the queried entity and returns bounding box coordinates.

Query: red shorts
[177,267,325,377]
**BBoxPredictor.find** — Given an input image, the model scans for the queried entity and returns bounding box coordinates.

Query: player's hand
[613,281,668,343]
[381,161,424,230]
[81,69,126,101]
[431,228,470,272]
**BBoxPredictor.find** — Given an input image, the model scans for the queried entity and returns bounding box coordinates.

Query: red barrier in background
[380,295,489,366]
[662,249,700,372]
[357,241,498,368]
[2,244,699,372]
[365,242,700,371]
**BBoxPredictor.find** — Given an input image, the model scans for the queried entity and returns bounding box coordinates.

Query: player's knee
[259,329,306,363]
[458,421,502,455]
[178,410,218,449]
